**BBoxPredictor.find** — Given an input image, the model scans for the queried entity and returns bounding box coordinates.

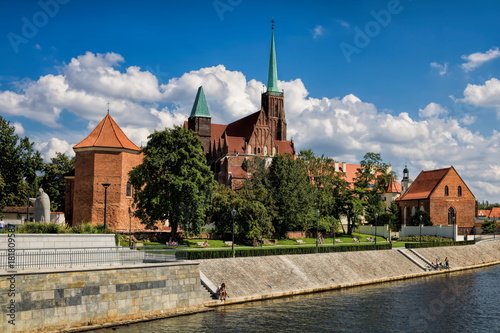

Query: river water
[92,265,500,333]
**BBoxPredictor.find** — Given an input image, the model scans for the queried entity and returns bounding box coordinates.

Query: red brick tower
[66,114,144,231]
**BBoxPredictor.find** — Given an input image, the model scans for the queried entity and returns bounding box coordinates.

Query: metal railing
[0,246,187,270]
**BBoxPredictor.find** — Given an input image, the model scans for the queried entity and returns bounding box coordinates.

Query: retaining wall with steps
[198,241,500,305]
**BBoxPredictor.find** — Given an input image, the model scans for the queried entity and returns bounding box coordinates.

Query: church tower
[261,21,287,141]
[401,165,413,194]
[188,86,212,152]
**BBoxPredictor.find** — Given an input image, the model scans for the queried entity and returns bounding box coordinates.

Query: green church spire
[190,86,211,118]
[267,20,279,92]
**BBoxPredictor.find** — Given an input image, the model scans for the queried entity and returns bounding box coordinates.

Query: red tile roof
[2,206,34,214]
[276,140,294,155]
[225,111,260,138]
[74,114,140,151]
[488,207,500,218]
[229,165,248,178]
[398,167,451,200]
[478,210,491,217]
[385,179,402,193]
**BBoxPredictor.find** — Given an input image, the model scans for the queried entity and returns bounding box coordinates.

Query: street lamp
[102,183,111,230]
[333,217,336,246]
[316,209,320,253]
[374,213,378,245]
[231,208,236,258]
[128,206,133,248]
[419,214,423,243]
[26,187,31,223]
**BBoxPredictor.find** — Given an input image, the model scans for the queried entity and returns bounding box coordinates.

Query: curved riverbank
[199,240,500,307]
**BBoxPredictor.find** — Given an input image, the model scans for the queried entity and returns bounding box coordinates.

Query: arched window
[458,186,462,197]
[444,185,449,196]
[448,207,456,225]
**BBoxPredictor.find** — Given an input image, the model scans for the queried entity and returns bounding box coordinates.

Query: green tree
[409,210,432,226]
[0,116,43,212]
[267,154,315,237]
[482,220,496,234]
[129,126,215,238]
[38,153,75,212]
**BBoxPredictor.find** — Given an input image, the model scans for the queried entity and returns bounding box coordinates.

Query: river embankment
[199,240,500,307]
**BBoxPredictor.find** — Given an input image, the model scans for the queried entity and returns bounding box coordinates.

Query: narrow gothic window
[126,182,132,197]
[448,207,456,225]
[458,186,462,196]
[444,185,449,196]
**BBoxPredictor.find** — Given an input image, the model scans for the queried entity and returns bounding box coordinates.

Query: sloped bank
[198,241,500,306]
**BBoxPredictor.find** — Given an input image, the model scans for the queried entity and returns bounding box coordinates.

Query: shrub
[184,243,392,260]
[405,240,475,249]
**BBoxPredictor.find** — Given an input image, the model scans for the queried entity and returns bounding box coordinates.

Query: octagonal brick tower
[66,114,143,230]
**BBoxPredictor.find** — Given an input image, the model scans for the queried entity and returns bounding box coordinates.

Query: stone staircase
[200,271,218,300]
[397,248,432,271]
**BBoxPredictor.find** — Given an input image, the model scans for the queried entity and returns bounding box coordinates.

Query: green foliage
[5,222,112,234]
[405,240,475,249]
[0,116,43,211]
[482,220,497,234]
[38,152,75,212]
[184,243,393,260]
[129,126,215,237]
[408,210,433,226]
[267,154,315,237]
[14,222,71,234]
[398,235,453,242]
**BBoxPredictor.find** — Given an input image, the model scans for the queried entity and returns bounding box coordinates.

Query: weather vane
[271,18,275,29]
[107,102,110,115]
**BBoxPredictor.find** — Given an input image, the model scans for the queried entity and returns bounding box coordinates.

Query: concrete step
[397,248,430,271]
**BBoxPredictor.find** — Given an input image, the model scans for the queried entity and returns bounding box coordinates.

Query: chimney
[342,162,347,172]
[334,162,339,172]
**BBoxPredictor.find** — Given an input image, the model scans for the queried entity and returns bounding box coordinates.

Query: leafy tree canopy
[0,116,43,213]
[129,126,215,238]
[38,153,75,212]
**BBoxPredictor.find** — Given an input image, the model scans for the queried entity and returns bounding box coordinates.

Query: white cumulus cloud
[461,47,500,72]
[419,103,448,118]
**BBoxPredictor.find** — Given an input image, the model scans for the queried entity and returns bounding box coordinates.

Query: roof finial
[271,18,275,30]
[107,102,110,115]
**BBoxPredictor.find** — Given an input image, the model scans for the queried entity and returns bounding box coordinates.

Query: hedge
[184,243,393,260]
[405,240,475,249]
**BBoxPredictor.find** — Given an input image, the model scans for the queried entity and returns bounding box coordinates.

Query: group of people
[431,257,451,270]
[317,236,324,244]
[216,283,228,301]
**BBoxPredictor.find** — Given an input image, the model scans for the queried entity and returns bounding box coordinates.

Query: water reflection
[92,265,500,333]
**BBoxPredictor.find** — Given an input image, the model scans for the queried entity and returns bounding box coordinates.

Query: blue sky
[1,0,500,202]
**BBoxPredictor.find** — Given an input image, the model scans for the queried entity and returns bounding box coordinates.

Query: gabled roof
[225,111,260,139]
[190,86,211,118]
[74,114,140,152]
[478,209,491,217]
[398,167,451,201]
[488,207,500,218]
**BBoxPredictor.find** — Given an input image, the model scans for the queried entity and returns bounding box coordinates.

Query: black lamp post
[102,183,111,230]
[26,187,31,223]
[419,214,423,243]
[333,217,336,246]
[128,206,133,247]
[316,209,320,253]
[374,213,378,245]
[231,208,236,258]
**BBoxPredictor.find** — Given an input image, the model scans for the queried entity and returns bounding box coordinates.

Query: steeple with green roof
[190,86,211,118]
[267,20,279,92]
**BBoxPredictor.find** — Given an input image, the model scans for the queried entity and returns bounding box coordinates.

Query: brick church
[184,24,295,189]
[65,26,295,230]
[396,166,476,229]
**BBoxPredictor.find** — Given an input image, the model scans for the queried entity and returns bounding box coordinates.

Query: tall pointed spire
[267,19,279,92]
[190,86,211,118]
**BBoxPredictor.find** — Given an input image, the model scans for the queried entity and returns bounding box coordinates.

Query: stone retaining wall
[0,234,116,249]
[0,262,204,333]
[199,241,500,304]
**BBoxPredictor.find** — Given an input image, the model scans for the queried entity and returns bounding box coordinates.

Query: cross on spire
[271,18,275,29]
[107,102,110,114]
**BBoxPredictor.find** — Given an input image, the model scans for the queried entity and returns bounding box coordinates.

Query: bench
[334,239,342,243]
[224,241,233,246]
[296,239,304,244]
